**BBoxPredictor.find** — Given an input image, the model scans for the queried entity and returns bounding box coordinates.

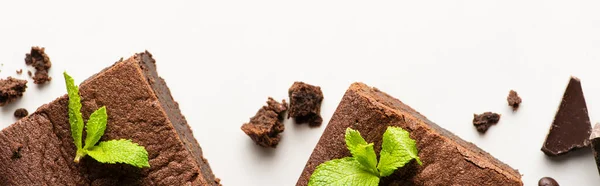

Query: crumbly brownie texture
[241,98,288,148]
[13,108,28,118]
[0,52,220,185]
[0,77,28,106]
[297,83,522,185]
[507,90,522,111]
[473,112,501,133]
[542,77,591,156]
[288,82,324,126]
[24,46,52,84]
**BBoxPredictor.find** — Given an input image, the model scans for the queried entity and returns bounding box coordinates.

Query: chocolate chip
[538,177,559,186]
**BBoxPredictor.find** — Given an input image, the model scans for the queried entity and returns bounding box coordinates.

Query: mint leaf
[84,106,107,150]
[308,157,379,186]
[87,139,150,168]
[64,72,85,161]
[377,126,422,177]
[345,128,378,174]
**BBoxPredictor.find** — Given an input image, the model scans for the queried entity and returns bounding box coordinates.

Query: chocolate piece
[0,52,220,185]
[241,97,287,148]
[473,112,501,133]
[538,177,559,186]
[297,83,522,185]
[13,108,28,118]
[24,46,52,84]
[507,90,522,111]
[591,123,600,175]
[0,77,28,106]
[541,77,591,156]
[288,82,324,126]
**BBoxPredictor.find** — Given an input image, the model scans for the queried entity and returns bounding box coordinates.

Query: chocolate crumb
[0,77,28,106]
[16,69,23,75]
[241,97,288,148]
[507,90,522,111]
[27,70,32,77]
[288,82,324,126]
[10,142,23,159]
[538,177,559,186]
[473,112,501,133]
[14,108,28,118]
[24,46,52,84]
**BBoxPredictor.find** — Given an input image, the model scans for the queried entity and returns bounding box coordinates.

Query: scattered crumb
[11,142,23,159]
[473,112,501,133]
[288,82,324,126]
[27,70,32,77]
[16,69,23,75]
[0,77,28,106]
[24,46,52,84]
[14,108,28,118]
[241,97,288,148]
[507,90,522,111]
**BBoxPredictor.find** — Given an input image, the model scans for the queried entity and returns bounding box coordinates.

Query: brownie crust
[296,83,522,185]
[0,52,219,185]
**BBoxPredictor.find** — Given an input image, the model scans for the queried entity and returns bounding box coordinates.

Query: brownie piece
[0,77,28,106]
[296,83,522,185]
[13,108,28,118]
[539,177,559,186]
[507,90,522,111]
[24,46,52,84]
[542,77,591,156]
[0,52,220,185]
[288,82,324,126]
[241,98,288,148]
[473,112,501,133]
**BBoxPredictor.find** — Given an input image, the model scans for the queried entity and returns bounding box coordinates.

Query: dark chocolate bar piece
[542,77,591,156]
[0,52,220,185]
[296,83,522,185]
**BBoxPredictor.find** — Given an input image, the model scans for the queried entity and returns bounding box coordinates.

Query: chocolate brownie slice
[241,97,287,148]
[288,82,324,126]
[0,52,219,185]
[297,83,522,185]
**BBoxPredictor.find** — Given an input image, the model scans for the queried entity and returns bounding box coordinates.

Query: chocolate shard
[541,77,591,156]
[296,83,522,185]
[591,123,600,175]
[0,52,220,185]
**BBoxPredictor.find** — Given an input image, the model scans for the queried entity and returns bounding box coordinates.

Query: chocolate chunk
[288,82,324,126]
[24,47,52,84]
[542,77,591,156]
[241,97,287,148]
[0,77,28,106]
[591,123,600,175]
[473,112,501,133]
[13,108,28,118]
[10,142,23,159]
[538,177,559,186]
[507,90,522,111]
[297,83,522,185]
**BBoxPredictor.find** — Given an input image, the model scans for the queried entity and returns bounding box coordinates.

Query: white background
[1,1,600,185]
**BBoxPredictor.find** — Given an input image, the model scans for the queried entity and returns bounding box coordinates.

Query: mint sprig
[309,127,421,186]
[64,72,150,168]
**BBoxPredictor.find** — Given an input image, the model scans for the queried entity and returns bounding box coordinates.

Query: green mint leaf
[86,139,150,168]
[64,72,84,151]
[83,106,107,150]
[345,128,378,175]
[377,126,422,177]
[308,157,379,186]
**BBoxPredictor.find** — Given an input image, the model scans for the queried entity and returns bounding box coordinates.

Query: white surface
[1,1,600,185]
